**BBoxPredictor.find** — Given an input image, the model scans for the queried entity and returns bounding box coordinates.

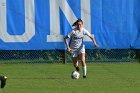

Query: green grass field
[0,63,140,93]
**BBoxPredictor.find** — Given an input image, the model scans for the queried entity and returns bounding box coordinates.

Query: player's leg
[0,76,7,88]
[80,53,87,78]
[72,57,80,72]
[79,45,86,78]
[71,51,80,71]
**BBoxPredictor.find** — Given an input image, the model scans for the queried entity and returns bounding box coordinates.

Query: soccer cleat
[76,67,80,72]
[1,76,7,88]
[83,76,86,79]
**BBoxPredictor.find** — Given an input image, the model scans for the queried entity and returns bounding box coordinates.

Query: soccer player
[0,76,7,88]
[64,19,99,78]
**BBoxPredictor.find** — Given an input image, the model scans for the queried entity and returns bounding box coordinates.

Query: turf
[0,63,140,93]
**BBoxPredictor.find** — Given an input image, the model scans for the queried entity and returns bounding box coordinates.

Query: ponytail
[72,19,83,27]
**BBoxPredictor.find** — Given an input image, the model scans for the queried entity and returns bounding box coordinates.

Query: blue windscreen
[0,0,140,50]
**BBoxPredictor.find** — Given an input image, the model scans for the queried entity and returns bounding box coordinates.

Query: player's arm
[84,28,99,48]
[89,35,99,48]
[64,36,71,52]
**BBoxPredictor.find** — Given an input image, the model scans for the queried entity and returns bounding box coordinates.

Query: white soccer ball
[71,71,80,79]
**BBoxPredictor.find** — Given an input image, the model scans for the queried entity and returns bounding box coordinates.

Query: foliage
[0,49,138,63]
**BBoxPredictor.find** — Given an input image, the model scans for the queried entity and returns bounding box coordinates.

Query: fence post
[64,50,67,64]
[136,49,140,63]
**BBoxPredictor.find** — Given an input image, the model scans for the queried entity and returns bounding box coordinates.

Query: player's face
[77,21,83,31]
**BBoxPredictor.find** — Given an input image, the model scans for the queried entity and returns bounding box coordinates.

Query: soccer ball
[71,71,80,79]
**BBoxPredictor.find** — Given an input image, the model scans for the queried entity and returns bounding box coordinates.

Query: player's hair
[72,19,83,27]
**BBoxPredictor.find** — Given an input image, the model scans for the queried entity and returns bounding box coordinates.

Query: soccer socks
[75,66,87,78]
[82,66,87,77]
[76,67,80,72]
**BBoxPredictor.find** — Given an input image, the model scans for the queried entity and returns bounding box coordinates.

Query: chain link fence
[0,49,139,64]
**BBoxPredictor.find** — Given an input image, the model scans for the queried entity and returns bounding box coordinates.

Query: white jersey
[67,27,92,51]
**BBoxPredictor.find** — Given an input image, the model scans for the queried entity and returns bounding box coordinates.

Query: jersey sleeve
[83,28,92,37]
[67,31,73,38]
